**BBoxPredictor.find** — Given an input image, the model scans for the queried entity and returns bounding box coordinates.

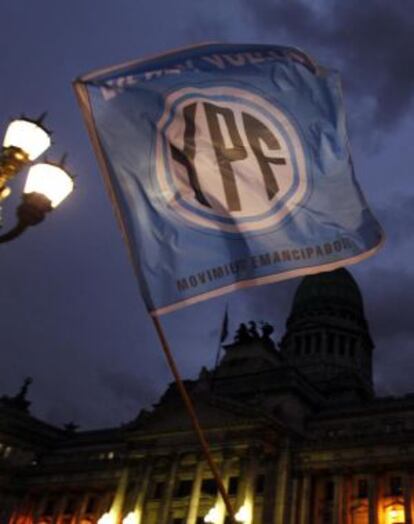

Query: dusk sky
[1,0,413,429]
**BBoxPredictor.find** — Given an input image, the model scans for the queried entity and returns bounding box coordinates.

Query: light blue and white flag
[75,43,383,315]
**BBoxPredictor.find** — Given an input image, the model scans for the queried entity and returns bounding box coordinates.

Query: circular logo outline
[155,86,309,234]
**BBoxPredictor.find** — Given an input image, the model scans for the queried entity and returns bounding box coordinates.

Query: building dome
[281,267,373,400]
[291,268,363,315]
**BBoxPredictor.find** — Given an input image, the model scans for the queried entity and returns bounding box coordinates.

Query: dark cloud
[376,194,414,248]
[373,333,414,396]
[241,0,414,133]
[363,266,414,341]
[100,369,165,408]
[0,0,412,429]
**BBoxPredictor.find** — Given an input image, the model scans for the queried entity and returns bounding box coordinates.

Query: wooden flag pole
[152,315,237,524]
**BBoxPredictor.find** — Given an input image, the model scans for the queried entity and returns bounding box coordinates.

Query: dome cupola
[280,268,374,400]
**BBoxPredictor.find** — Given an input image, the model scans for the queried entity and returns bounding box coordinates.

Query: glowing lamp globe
[122,512,138,524]
[235,504,250,522]
[97,513,114,524]
[204,506,220,523]
[3,119,51,161]
[24,163,74,208]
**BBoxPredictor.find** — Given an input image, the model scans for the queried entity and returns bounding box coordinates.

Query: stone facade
[1,269,413,524]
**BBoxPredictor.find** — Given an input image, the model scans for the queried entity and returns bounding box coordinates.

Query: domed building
[280,268,374,401]
[1,269,414,524]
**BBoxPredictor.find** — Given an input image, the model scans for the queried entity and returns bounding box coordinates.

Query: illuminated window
[385,504,405,524]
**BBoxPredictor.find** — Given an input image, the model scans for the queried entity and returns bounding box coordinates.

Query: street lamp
[235,504,250,523]
[0,115,74,242]
[204,506,220,523]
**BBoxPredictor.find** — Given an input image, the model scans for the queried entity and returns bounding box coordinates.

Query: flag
[74,43,384,316]
[220,306,229,344]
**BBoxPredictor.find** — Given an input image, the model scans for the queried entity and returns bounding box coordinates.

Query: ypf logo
[156,87,308,233]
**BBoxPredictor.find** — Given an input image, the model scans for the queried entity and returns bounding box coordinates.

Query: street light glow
[3,119,51,161]
[122,511,138,524]
[24,163,74,207]
[97,513,115,524]
[204,506,220,523]
[235,502,252,523]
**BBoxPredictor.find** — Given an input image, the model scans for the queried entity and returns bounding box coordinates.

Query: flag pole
[209,337,223,394]
[210,305,228,393]
[151,315,237,523]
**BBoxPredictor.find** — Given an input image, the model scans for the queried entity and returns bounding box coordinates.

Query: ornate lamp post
[0,115,74,242]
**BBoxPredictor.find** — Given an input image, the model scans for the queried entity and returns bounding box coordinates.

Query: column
[186,459,204,524]
[312,478,325,524]
[368,474,378,524]
[157,454,180,524]
[33,494,48,524]
[341,476,351,524]
[273,447,290,524]
[215,456,232,524]
[77,492,91,524]
[260,454,278,524]
[110,468,129,523]
[236,449,258,524]
[52,495,67,524]
[321,332,327,356]
[133,458,153,524]
[0,494,18,524]
[289,478,299,524]
[93,492,111,524]
[299,475,311,524]
[404,474,412,524]
[333,475,343,524]
[9,493,31,524]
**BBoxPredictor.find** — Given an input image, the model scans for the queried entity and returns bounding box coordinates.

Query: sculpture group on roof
[234,321,274,343]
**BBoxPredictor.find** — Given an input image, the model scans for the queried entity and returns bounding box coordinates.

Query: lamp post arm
[0,192,52,244]
[0,222,28,244]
